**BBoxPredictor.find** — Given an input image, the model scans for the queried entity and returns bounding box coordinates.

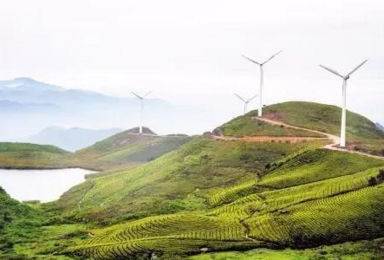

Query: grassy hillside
[68,149,384,259]
[3,101,384,259]
[59,137,323,223]
[71,127,194,171]
[188,239,384,260]
[215,114,323,138]
[216,101,384,155]
[0,186,90,260]
[262,101,384,155]
[0,142,71,169]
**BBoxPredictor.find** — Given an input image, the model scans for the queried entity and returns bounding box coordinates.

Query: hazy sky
[0,0,383,127]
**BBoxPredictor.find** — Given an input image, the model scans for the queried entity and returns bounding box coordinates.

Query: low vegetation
[68,148,384,259]
[215,114,323,138]
[261,101,384,155]
[59,137,319,223]
[0,142,71,169]
[1,101,384,260]
[70,127,193,171]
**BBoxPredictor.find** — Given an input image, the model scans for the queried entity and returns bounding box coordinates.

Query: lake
[0,168,95,202]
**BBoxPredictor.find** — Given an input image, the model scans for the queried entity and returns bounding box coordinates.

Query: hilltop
[70,127,194,171]
[0,142,71,169]
[217,101,384,155]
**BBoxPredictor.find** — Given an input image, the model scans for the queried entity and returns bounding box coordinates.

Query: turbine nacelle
[319,59,368,80]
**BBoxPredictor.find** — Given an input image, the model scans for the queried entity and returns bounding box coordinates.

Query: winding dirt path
[213,117,384,160]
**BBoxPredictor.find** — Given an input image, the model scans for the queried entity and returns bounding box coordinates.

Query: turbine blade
[143,90,152,98]
[319,65,344,78]
[242,55,261,65]
[262,50,282,65]
[247,94,258,103]
[234,93,246,102]
[131,92,143,99]
[347,59,368,76]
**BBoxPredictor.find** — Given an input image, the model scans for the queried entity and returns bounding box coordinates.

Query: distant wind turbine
[234,93,258,115]
[319,59,368,148]
[242,50,282,117]
[131,90,152,134]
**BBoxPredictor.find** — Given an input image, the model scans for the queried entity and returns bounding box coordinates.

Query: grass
[59,137,315,223]
[215,114,323,138]
[261,101,384,155]
[0,142,72,169]
[2,101,384,259]
[187,238,384,260]
[0,186,91,260]
[67,148,384,259]
[71,131,193,171]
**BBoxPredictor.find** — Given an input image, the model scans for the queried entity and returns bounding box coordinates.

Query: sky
[0,0,383,130]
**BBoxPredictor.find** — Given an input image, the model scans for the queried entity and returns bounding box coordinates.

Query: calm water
[0,168,95,202]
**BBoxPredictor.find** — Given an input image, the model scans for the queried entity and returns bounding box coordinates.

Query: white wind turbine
[242,50,282,117]
[234,93,258,115]
[319,59,368,148]
[131,90,152,134]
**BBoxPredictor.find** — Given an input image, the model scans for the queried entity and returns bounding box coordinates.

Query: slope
[59,136,322,223]
[70,127,194,171]
[68,149,384,259]
[217,101,384,155]
[262,101,384,155]
[0,142,71,169]
[62,102,384,259]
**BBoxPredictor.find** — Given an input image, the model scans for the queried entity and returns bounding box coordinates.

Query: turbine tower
[319,59,368,148]
[242,50,282,117]
[131,91,152,134]
[234,93,258,115]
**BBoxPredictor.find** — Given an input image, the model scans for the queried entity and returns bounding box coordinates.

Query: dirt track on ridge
[213,117,384,160]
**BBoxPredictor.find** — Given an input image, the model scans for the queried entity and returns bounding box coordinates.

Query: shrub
[368,177,377,186]
[377,169,384,183]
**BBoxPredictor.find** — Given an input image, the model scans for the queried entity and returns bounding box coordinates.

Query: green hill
[68,149,384,259]
[262,101,384,154]
[58,102,384,260]
[217,101,384,155]
[70,127,194,171]
[59,137,321,223]
[3,101,384,260]
[0,142,71,169]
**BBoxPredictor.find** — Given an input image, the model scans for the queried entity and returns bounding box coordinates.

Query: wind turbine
[242,50,282,117]
[234,93,258,115]
[319,59,368,148]
[131,90,152,134]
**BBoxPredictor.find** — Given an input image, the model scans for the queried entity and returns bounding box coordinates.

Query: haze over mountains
[27,126,122,151]
[0,78,210,141]
[376,123,384,132]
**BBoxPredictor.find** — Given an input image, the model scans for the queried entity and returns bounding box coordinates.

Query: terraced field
[62,102,384,259]
[69,148,384,259]
[60,137,318,222]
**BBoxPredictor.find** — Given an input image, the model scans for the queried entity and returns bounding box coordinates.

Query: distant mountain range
[0,77,210,141]
[27,126,123,151]
[376,123,384,131]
